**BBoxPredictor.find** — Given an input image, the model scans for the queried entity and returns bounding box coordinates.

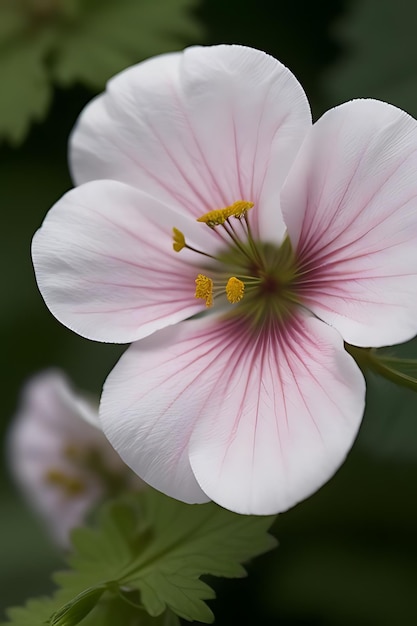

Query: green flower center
[173,201,301,327]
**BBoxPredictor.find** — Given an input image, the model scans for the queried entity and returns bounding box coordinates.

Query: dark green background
[2,1,417,623]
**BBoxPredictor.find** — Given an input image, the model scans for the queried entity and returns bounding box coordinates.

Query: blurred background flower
[8,369,142,547]
[2,0,417,624]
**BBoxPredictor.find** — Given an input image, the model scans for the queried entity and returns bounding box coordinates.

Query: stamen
[44,468,86,496]
[226,277,245,303]
[228,200,254,219]
[173,227,186,252]
[197,208,230,228]
[197,201,254,228]
[195,274,213,307]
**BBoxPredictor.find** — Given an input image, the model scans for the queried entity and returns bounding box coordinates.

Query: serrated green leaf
[57,490,276,623]
[54,501,150,594]
[325,0,417,117]
[138,573,215,622]
[119,491,276,621]
[129,490,277,578]
[53,0,204,89]
[3,491,276,625]
[2,596,60,626]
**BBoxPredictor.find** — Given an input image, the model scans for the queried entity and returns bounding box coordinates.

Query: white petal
[70,44,311,240]
[32,179,215,343]
[99,314,365,514]
[100,325,212,505]
[282,99,417,347]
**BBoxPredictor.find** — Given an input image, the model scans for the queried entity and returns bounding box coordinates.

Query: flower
[32,45,417,515]
[8,370,141,546]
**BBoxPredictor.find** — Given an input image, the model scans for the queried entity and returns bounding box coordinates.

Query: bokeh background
[2,1,417,624]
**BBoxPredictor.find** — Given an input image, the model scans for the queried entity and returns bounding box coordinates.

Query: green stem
[345,344,417,393]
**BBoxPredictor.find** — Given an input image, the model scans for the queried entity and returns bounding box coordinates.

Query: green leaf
[50,586,106,626]
[0,33,52,145]
[53,0,204,89]
[325,0,417,117]
[367,354,417,392]
[0,4,25,45]
[54,501,149,595]
[56,490,277,623]
[131,489,276,577]
[3,490,276,624]
[1,594,180,626]
[346,344,417,393]
[72,595,181,626]
[136,573,215,622]
[2,596,61,626]
[0,0,203,144]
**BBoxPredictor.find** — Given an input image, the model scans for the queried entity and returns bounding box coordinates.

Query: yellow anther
[197,201,254,228]
[44,468,86,496]
[227,200,254,219]
[173,227,186,252]
[195,274,213,307]
[226,277,245,303]
[197,208,230,228]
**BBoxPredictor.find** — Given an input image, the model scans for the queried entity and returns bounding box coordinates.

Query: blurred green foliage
[2,0,417,624]
[325,0,417,118]
[0,0,202,144]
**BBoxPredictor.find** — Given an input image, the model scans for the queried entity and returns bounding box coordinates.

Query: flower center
[44,468,86,497]
[173,201,300,326]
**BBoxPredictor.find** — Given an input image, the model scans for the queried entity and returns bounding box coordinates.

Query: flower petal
[100,324,213,505]
[32,179,215,343]
[99,314,365,515]
[70,44,311,240]
[282,99,417,347]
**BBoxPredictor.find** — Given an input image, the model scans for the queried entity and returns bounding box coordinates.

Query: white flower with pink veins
[32,45,417,515]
